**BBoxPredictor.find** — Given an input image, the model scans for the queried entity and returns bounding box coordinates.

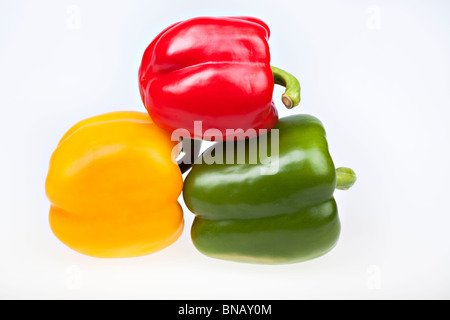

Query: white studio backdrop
[0,0,449,299]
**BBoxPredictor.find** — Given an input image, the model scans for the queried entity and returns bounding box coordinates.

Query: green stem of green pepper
[271,66,301,109]
[336,167,357,190]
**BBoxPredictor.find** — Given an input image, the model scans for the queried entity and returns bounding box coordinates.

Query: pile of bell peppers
[46,16,356,264]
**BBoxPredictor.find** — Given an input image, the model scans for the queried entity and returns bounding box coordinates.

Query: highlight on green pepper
[182,114,356,264]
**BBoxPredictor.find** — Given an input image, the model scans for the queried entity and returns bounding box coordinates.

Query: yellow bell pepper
[45,111,184,258]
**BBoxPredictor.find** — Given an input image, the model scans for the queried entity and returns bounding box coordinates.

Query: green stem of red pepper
[336,167,357,190]
[271,66,301,109]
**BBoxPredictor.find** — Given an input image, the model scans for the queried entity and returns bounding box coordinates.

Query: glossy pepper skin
[183,114,356,264]
[45,112,184,258]
[138,16,300,141]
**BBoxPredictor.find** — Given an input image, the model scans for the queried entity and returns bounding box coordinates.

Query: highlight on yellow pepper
[45,111,184,258]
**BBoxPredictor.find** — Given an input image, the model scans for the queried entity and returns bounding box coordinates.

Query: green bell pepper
[183,114,356,264]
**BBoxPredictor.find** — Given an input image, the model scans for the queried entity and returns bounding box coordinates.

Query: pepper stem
[336,167,357,190]
[271,66,301,109]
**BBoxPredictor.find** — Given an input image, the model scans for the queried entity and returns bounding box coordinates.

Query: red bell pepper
[138,16,301,141]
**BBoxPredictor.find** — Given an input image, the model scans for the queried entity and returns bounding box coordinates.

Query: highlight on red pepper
[138,16,301,141]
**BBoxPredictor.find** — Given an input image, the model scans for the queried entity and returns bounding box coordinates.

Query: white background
[0,0,449,299]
